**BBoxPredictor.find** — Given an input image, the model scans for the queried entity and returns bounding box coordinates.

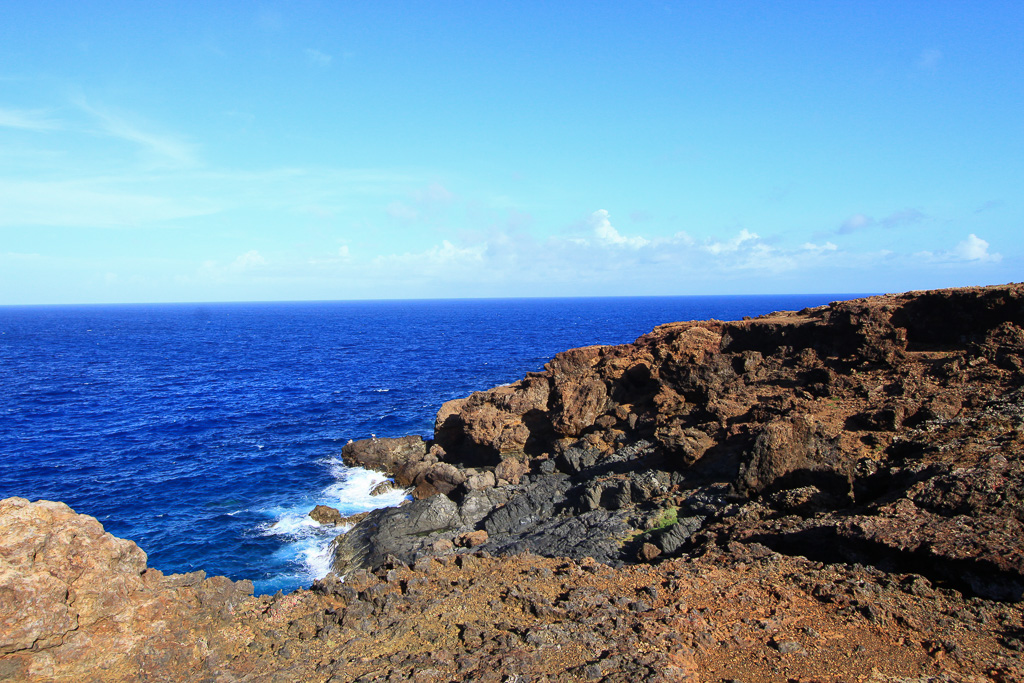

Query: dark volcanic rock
[331,494,462,574]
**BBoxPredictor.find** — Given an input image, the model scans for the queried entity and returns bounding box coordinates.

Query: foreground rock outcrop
[0,497,253,682]
[3,498,1023,682]
[4,283,1024,681]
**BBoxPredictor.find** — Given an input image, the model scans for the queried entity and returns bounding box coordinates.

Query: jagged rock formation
[0,497,253,682]
[337,284,1024,604]
[4,283,1024,681]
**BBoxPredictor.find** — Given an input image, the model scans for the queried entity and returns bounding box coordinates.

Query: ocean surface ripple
[0,295,850,593]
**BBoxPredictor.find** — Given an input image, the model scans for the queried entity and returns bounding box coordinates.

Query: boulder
[331,495,462,575]
[457,530,489,548]
[737,415,844,495]
[309,504,343,525]
[341,435,430,476]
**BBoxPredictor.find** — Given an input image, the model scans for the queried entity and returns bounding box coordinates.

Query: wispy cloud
[74,97,199,167]
[839,213,872,235]
[974,199,1004,214]
[916,48,942,70]
[412,181,454,204]
[0,107,61,131]
[836,208,926,235]
[189,250,268,284]
[305,49,333,66]
[0,179,218,228]
[382,182,456,223]
[386,201,419,221]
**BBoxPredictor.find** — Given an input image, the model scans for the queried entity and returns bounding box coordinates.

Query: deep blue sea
[0,295,856,593]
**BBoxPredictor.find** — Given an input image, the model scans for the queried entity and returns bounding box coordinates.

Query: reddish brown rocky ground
[4,283,1024,681]
[2,499,1021,682]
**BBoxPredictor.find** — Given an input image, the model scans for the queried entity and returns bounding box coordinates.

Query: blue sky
[1,1,1021,304]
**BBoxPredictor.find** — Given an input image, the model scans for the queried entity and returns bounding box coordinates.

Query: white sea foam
[323,466,410,511]
[256,459,411,593]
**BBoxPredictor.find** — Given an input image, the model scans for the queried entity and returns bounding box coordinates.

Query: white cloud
[914,234,1002,264]
[0,179,218,228]
[232,250,266,270]
[704,229,758,254]
[377,240,486,271]
[191,250,267,283]
[305,49,333,66]
[590,209,649,248]
[802,241,838,252]
[428,240,485,264]
[952,234,1000,262]
[0,107,61,131]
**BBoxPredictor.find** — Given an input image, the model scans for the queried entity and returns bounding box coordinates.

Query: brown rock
[309,504,343,525]
[464,469,497,491]
[412,462,467,499]
[431,538,454,554]
[638,543,661,562]
[737,415,842,495]
[457,530,489,548]
[369,480,396,496]
[494,457,529,486]
[341,435,429,475]
[0,497,253,682]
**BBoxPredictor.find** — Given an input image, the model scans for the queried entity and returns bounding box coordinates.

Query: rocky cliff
[3,283,1024,682]
[336,283,1024,604]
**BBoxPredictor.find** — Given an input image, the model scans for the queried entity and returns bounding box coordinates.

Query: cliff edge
[337,284,1024,605]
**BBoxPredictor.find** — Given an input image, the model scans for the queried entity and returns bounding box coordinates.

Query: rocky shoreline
[3,283,1024,681]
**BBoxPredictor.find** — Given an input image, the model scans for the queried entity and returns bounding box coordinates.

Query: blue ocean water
[0,295,855,593]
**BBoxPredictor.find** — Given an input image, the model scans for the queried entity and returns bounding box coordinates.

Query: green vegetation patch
[651,506,678,532]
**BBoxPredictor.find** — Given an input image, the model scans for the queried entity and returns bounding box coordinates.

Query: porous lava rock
[0,497,253,682]
[3,498,1023,681]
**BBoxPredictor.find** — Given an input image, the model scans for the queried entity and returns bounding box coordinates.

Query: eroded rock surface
[331,284,1024,609]
[2,498,1022,681]
[0,497,253,682]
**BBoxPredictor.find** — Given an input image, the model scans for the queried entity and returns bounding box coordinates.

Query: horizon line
[0,291,881,309]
